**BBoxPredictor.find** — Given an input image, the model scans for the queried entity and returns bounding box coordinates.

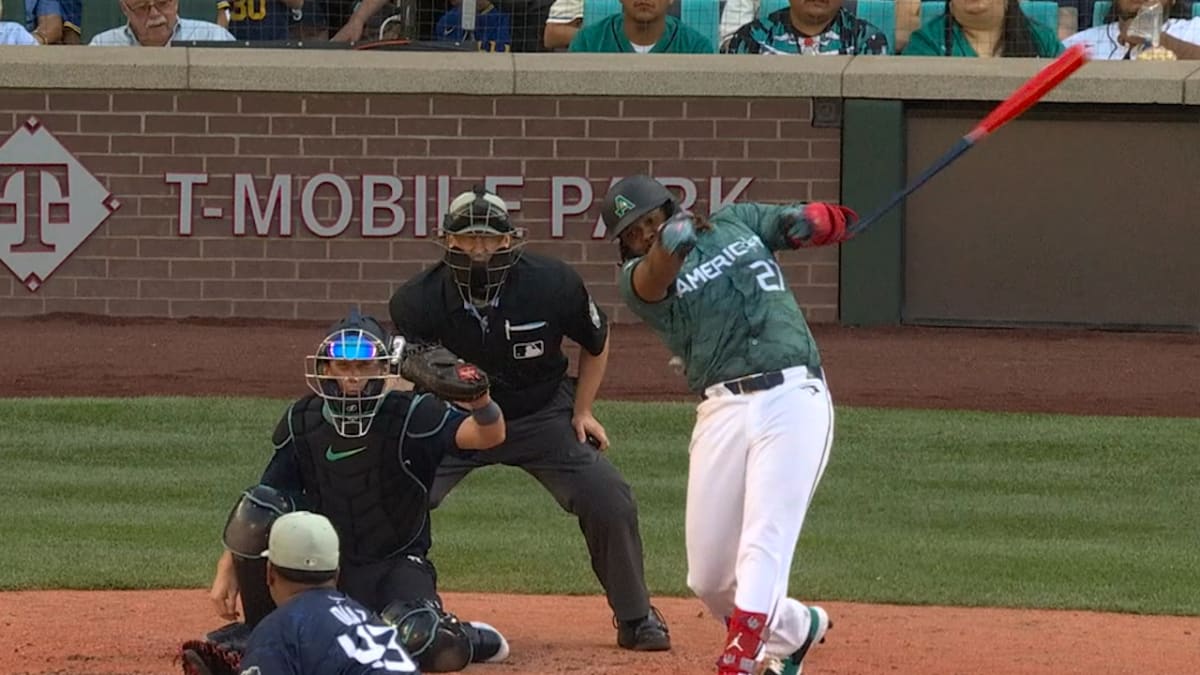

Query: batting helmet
[304,308,394,438]
[601,175,678,241]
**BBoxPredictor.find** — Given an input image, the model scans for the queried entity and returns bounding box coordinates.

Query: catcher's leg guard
[231,554,277,628]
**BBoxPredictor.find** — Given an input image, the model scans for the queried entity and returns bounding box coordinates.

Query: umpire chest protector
[286,392,442,564]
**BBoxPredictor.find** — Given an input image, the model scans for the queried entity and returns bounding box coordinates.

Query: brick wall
[0,91,841,324]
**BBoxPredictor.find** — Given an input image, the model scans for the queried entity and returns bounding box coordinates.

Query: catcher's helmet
[304,308,393,438]
[222,484,294,560]
[439,185,526,308]
[601,175,678,242]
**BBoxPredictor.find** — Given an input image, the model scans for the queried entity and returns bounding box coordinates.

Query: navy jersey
[222,0,292,40]
[240,588,420,674]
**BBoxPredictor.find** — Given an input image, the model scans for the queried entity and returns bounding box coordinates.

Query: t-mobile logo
[0,118,120,292]
[0,164,72,254]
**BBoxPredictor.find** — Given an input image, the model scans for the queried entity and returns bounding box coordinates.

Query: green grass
[1,398,1198,616]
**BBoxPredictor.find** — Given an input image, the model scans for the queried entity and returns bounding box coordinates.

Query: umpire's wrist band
[472,401,502,425]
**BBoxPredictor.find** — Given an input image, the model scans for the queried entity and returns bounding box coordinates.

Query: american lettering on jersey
[675,236,766,296]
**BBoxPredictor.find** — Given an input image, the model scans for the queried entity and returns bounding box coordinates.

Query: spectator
[543,0,582,47]
[545,0,681,49]
[718,0,755,49]
[0,0,38,44]
[902,0,1064,56]
[723,0,891,53]
[436,0,513,51]
[24,0,82,44]
[329,0,393,40]
[90,0,236,45]
[216,0,303,40]
[1063,0,1200,58]
[568,0,714,52]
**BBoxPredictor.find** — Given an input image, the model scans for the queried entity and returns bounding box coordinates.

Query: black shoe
[464,621,510,663]
[615,607,671,651]
[204,621,251,654]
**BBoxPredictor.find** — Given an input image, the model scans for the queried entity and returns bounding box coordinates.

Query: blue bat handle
[846,136,975,238]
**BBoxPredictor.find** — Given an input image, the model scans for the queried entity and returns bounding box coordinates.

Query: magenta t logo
[0,117,120,292]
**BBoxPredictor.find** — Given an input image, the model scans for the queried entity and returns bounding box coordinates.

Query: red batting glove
[789,203,859,248]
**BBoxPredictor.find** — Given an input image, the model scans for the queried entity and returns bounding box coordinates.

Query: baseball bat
[846,44,1089,238]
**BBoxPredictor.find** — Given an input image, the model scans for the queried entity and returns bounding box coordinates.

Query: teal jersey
[724,7,890,55]
[902,14,1064,57]
[568,15,715,53]
[619,203,820,393]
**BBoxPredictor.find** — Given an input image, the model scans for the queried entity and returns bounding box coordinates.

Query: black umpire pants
[430,379,652,622]
[235,553,440,627]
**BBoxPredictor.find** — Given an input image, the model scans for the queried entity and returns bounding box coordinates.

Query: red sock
[717,607,768,674]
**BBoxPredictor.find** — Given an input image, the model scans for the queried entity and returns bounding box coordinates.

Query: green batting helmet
[601,175,677,241]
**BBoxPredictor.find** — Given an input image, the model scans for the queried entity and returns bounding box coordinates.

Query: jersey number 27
[749,260,786,292]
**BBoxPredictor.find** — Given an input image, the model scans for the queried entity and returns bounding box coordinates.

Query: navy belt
[702,367,822,400]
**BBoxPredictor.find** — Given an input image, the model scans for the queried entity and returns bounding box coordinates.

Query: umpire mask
[439,186,526,308]
[304,310,393,438]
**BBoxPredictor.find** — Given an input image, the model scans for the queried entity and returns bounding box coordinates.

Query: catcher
[188,309,510,673]
[182,511,418,675]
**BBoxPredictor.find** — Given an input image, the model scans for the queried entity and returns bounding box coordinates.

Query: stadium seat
[1,1,24,24]
[582,0,622,27]
[1093,1,1111,25]
[81,3,126,43]
[179,0,220,22]
[681,0,721,50]
[919,0,1059,32]
[757,0,897,52]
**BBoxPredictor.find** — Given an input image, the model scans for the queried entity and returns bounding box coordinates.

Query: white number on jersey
[337,624,418,672]
[749,259,786,292]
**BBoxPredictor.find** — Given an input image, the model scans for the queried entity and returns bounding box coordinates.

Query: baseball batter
[601,175,856,675]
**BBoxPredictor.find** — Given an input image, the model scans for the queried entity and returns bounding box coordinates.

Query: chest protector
[288,393,438,565]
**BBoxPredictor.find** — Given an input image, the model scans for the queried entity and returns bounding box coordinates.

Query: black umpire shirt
[389,252,609,420]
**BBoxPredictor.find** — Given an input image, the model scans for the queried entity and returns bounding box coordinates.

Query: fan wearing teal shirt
[903,0,1064,56]
[568,0,715,53]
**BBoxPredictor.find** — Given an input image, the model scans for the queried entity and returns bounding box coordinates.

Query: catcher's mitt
[178,640,241,675]
[400,343,490,402]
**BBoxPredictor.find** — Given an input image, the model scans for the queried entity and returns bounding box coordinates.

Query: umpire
[388,186,671,652]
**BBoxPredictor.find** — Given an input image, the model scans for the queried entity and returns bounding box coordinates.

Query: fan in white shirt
[1063,0,1200,59]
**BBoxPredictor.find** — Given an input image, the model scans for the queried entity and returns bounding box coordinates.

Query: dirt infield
[3,315,1199,674]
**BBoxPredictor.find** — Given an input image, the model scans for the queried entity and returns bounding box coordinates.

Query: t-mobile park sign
[166,173,755,239]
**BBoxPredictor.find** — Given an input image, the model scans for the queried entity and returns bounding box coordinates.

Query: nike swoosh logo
[326,445,368,461]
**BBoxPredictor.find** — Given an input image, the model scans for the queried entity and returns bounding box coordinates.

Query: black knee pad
[380,598,472,672]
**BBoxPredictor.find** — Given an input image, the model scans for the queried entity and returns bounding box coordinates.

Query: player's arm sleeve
[618,258,679,333]
[559,267,609,356]
[258,408,305,497]
[404,394,470,457]
[721,202,810,252]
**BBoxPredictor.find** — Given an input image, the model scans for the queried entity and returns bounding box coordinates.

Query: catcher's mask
[601,175,678,262]
[439,185,526,308]
[305,309,393,438]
